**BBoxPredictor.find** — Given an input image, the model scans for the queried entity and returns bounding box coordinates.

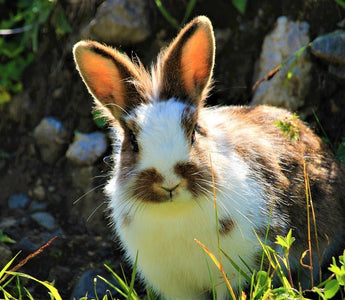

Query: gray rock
[28,201,49,212]
[251,16,312,110]
[17,237,39,253]
[81,0,150,45]
[70,269,120,300]
[0,217,17,229]
[33,117,68,164]
[32,185,46,200]
[311,31,345,66]
[31,212,58,231]
[310,31,345,80]
[66,132,107,165]
[8,194,30,209]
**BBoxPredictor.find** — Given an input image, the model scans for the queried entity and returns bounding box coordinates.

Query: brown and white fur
[73,16,345,299]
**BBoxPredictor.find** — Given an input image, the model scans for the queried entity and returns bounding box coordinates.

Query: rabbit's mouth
[129,165,210,203]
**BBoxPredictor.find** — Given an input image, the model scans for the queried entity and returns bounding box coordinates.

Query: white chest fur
[111,191,263,299]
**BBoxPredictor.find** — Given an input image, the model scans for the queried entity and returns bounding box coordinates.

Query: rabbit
[73,16,345,299]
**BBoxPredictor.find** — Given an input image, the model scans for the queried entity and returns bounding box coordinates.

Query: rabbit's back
[208,105,345,272]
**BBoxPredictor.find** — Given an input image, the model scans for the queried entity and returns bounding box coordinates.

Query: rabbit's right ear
[159,16,215,108]
[73,41,142,120]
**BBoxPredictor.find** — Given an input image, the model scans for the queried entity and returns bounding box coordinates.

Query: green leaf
[334,0,345,9]
[0,230,15,244]
[154,0,179,29]
[93,110,108,128]
[0,90,11,105]
[181,0,197,25]
[231,0,247,14]
[54,7,72,36]
[324,279,339,298]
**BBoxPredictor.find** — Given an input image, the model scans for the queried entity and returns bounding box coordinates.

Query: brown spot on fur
[131,168,167,202]
[117,128,139,183]
[219,218,234,235]
[219,105,345,265]
[174,162,211,198]
[181,106,198,140]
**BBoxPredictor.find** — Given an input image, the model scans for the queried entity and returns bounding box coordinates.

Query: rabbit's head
[73,16,216,204]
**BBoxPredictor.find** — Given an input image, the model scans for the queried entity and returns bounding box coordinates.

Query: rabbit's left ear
[160,16,215,107]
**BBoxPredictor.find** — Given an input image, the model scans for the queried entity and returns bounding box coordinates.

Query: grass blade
[154,0,179,29]
[6,271,62,300]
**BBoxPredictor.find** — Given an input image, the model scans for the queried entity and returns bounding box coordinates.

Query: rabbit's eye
[129,130,139,152]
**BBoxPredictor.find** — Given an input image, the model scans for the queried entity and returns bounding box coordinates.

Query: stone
[310,31,345,66]
[251,16,312,110]
[310,31,345,80]
[66,132,108,165]
[32,185,46,200]
[31,212,58,231]
[33,117,68,164]
[28,201,49,212]
[69,269,120,300]
[81,0,150,45]
[8,193,30,209]
[17,237,39,253]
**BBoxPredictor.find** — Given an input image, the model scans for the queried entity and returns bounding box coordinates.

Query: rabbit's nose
[160,182,181,199]
[160,183,180,193]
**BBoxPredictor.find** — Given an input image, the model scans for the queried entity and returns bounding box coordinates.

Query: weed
[154,0,247,29]
[275,113,300,141]
[0,237,62,299]
[0,230,15,244]
[0,0,71,106]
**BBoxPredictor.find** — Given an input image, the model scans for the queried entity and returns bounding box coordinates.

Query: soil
[0,0,345,299]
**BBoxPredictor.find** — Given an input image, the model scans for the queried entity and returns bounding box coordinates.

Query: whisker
[86,201,107,222]
[73,183,106,205]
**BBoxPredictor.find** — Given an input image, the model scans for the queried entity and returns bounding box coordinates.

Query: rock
[28,201,49,212]
[0,217,17,230]
[81,0,150,45]
[32,185,46,200]
[8,193,30,209]
[0,244,13,269]
[33,117,68,164]
[251,16,312,110]
[66,132,107,165]
[70,269,120,300]
[17,237,39,253]
[311,31,345,66]
[310,31,345,80]
[31,212,58,231]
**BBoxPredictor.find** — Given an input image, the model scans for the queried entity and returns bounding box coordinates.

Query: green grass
[0,0,71,106]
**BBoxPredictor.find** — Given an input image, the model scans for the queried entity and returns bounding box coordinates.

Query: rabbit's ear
[160,16,215,107]
[73,41,142,120]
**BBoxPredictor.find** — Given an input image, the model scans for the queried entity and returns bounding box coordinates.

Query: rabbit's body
[107,102,268,298]
[73,16,345,299]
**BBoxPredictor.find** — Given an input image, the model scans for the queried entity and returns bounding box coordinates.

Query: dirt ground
[0,0,345,298]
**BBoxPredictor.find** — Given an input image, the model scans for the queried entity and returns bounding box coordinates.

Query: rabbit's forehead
[129,99,197,135]
[129,99,195,168]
